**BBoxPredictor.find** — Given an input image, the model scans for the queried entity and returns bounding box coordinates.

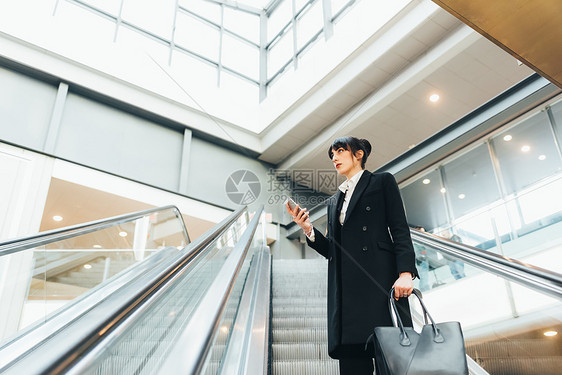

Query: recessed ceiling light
[93,244,102,249]
[544,330,557,337]
[429,94,439,102]
[53,215,63,222]
[503,135,512,141]
[422,179,431,184]
[119,231,128,237]
[83,264,92,269]
[538,154,546,161]
[408,144,416,149]
[521,145,530,152]
[458,194,466,199]
[440,188,446,194]
[221,326,229,333]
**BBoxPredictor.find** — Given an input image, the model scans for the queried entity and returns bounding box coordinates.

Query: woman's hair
[328,136,372,169]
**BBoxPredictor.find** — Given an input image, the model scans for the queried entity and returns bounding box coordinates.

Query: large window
[442,143,500,219]
[492,111,562,194]
[401,169,448,230]
[400,96,562,261]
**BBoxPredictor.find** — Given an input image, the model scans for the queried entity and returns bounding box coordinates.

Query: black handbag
[368,288,469,375]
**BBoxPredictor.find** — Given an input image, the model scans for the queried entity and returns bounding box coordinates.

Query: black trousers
[338,336,389,375]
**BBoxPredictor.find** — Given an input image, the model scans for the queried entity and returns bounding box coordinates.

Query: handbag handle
[388,288,444,346]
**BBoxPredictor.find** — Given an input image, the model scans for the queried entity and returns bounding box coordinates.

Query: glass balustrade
[0,206,189,348]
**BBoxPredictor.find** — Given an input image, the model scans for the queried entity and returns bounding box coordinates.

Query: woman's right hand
[285,202,312,235]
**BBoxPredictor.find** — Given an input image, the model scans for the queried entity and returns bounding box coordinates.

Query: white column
[0,143,54,340]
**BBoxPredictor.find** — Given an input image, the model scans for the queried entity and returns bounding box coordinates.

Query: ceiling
[257,6,535,194]
[40,178,217,243]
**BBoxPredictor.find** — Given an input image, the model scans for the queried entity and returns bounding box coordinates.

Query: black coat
[306,171,418,359]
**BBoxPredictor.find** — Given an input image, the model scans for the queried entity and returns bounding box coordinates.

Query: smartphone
[285,197,298,212]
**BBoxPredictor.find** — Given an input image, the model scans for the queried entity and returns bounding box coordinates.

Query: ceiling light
[521,145,530,152]
[221,326,229,333]
[408,144,416,149]
[422,179,431,184]
[538,154,546,161]
[503,135,512,141]
[429,94,439,102]
[83,264,92,269]
[93,244,102,249]
[119,231,128,237]
[440,188,446,194]
[544,331,557,337]
[458,194,466,199]
[53,215,63,222]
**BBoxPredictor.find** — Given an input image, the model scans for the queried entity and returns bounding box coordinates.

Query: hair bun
[360,139,372,156]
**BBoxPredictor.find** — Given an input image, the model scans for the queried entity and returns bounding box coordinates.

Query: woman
[286,136,417,375]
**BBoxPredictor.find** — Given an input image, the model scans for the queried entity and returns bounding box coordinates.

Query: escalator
[0,204,561,374]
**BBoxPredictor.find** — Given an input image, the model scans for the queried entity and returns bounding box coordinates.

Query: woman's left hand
[393,272,414,300]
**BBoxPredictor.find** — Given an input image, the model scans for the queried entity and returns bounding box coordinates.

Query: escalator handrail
[157,206,265,374]
[0,205,190,257]
[411,229,562,298]
[0,206,245,374]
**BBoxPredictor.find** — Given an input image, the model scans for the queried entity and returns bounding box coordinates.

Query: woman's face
[331,146,362,176]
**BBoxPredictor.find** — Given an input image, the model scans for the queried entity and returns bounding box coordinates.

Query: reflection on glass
[410,241,562,375]
[0,207,189,347]
[401,169,448,230]
[175,13,221,61]
[492,111,562,195]
[77,211,261,375]
[296,0,323,50]
[442,143,500,219]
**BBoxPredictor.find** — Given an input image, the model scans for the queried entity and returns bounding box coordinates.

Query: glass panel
[223,7,260,44]
[121,0,176,40]
[442,143,501,219]
[80,0,122,15]
[268,28,293,80]
[115,26,170,64]
[268,0,292,42]
[331,0,351,17]
[411,238,562,375]
[296,0,323,51]
[401,169,448,232]
[55,1,117,49]
[220,71,259,103]
[0,207,189,347]
[179,0,221,25]
[222,34,259,80]
[200,213,265,374]
[175,12,220,62]
[77,211,256,374]
[442,175,562,271]
[492,111,562,194]
[549,99,562,147]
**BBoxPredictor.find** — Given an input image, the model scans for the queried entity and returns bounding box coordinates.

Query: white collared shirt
[306,169,365,242]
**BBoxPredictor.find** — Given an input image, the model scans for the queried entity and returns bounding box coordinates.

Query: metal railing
[0,206,246,374]
[410,229,562,299]
[0,205,190,257]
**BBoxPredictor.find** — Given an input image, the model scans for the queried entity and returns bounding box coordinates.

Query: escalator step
[272,359,338,375]
[272,343,330,360]
[272,328,328,343]
[272,317,326,329]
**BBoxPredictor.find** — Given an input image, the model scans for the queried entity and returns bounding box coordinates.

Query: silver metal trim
[410,229,562,299]
[0,207,245,374]
[157,205,264,374]
[0,205,189,257]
